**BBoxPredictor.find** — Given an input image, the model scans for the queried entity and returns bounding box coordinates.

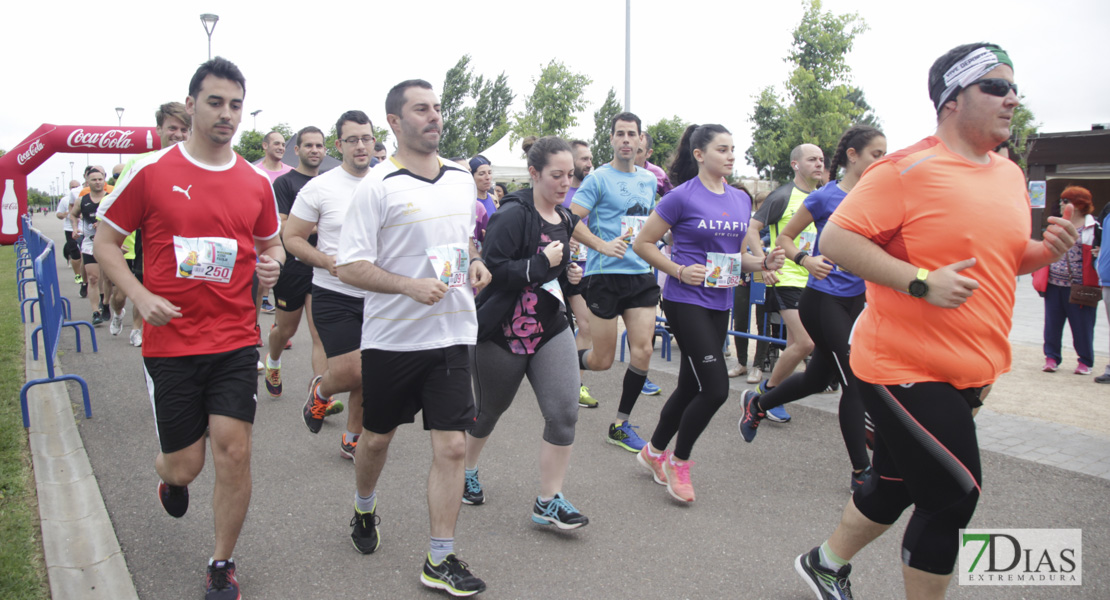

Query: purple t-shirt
[803,182,865,297]
[654,177,751,311]
[478,192,497,218]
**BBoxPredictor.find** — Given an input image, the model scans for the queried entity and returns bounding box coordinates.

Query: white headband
[932,46,1011,111]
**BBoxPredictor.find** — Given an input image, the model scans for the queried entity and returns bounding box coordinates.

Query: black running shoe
[531,493,588,530]
[79,282,88,298]
[350,503,381,554]
[421,554,486,597]
[91,312,104,326]
[205,559,240,600]
[157,481,188,518]
[850,466,872,494]
[795,546,854,599]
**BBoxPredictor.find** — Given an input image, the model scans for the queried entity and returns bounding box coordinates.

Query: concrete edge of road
[24,317,138,600]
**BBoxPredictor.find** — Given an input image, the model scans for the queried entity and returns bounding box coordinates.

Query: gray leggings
[470,328,579,446]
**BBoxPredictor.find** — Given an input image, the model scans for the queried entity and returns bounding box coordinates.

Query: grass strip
[0,245,51,599]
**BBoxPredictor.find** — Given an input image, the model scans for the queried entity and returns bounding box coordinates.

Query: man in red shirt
[94,57,283,600]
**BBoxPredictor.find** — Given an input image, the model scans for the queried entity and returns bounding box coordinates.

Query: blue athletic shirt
[571,164,657,275]
[804,181,866,297]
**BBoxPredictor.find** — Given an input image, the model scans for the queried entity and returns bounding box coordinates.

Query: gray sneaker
[110,307,126,336]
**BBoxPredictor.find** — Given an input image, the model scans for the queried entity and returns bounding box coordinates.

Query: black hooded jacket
[475,188,580,342]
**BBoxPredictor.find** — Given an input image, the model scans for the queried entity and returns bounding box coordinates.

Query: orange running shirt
[830,136,1030,388]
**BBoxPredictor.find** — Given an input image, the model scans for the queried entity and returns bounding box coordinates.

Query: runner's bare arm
[820,221,979,309]
[337,260,447,306]
[776,205,832,280]
[255,236,285,289]
[92,227,182,326]
[283,215,336,275]
[1017,209,1079,275]
[632,212,700,283]
[570,218,627,258]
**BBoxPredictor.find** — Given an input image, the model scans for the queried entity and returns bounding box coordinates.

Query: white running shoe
[129,329,142,347]
[110,307,126,336]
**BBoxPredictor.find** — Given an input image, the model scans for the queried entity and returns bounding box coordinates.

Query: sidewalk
[23,214,1110,599]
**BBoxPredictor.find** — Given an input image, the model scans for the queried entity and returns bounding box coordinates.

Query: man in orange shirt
[791,43,1079,600]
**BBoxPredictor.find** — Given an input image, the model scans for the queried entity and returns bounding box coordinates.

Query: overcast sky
[4,0,1107,193]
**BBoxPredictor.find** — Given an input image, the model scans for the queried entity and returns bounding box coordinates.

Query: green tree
[234,129,265,162]
[646,116,689,172]
[590,87,622,165]
[1010,99,1039,174]
[439,55,514,158]
[746,0,876,183]
[27,187,51,207]
[512,60,591,143]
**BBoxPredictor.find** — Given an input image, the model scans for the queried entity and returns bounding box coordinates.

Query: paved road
[29,214,1109,599]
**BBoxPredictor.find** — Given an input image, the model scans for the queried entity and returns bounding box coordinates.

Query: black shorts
[360,345,476,434]
[582,272,660,320]
[560,264,586,297]
[272,265,312,312]
[142,345,259,454]
[82,252,97,265]
[63,231,81,260]
[311,284,363,358]
[773,285,804,311]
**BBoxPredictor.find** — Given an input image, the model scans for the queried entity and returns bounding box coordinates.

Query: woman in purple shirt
[632,124,785,502]
[739,125,886,493]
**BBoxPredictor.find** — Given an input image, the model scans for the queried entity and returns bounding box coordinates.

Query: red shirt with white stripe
[100,144,280,357]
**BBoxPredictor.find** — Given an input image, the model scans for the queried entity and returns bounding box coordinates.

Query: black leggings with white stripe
[649,300,731,461]
[853,381,983,575]
[756,288,869,471]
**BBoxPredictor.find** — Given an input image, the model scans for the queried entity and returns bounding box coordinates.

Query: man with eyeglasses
[264,125,328,398]
[283,111,374,460]
[791,43,1079,600]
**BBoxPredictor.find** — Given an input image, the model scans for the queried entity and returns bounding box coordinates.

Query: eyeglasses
[1060,198,1071,204]
[973,78,1018,98]
[343,136,376,146]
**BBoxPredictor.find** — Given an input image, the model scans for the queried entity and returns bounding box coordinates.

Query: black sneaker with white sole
[420,553,486,597]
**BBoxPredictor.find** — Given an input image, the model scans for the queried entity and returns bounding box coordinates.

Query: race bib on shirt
[796,230,817,254]
[540,279,565,305]
[426,243,469,289]
[620,215,648,240]
[570,243,587,262]
[704,252,745,288]
[173,236,237,283]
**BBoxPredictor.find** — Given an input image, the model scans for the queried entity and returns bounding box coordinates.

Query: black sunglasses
[973,78,1018,98]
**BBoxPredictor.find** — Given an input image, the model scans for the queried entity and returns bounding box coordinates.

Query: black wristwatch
[793,251,809,266]
[908,268,929,298]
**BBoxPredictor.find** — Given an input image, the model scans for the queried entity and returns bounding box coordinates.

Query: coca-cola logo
[16,140,44,166]
[66,128,136,150]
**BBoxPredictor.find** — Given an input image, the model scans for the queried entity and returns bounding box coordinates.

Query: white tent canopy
[476,134,529,184]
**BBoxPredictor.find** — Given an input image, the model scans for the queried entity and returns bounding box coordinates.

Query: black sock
[617,366,648,417]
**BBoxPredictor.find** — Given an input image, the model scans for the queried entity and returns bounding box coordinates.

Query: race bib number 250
[174,236,238,283]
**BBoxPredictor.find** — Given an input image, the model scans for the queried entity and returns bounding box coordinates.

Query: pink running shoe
[1042,358,1058,373]
[637,446,668,485]
[1075,364,1092,375]
[664,457,695,502]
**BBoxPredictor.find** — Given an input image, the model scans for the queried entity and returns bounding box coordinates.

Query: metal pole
[624,0,631,111]
[115,107,125,163]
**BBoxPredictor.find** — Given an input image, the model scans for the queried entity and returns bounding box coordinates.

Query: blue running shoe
[607,421,646,452]
[755,380,791,423]
[739,390,765,443]
[641,378,661,396]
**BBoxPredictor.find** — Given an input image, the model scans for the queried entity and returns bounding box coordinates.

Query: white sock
[266,355,280,369]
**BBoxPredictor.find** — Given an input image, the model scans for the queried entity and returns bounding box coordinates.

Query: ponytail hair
[526,136,573,173]
[828,125,884,180]
[668,123,731,187]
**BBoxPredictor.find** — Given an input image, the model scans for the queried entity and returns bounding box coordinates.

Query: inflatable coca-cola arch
[0,124,161,245]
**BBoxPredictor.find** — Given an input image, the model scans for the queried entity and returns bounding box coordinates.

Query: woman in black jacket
[462,136,590,530]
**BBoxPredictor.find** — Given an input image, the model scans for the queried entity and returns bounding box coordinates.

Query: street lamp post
[200,14,219,60]
[69,162,74,182]
[250,109,262,131]
[115,107,125,162]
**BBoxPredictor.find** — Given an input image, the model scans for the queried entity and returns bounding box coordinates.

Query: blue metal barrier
[20,240,96,428]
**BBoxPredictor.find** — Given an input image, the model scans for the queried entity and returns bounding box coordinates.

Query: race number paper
[426,244,469,289]
[704,252,745,288]
[174,236,237,283]
[620,215,649,240]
